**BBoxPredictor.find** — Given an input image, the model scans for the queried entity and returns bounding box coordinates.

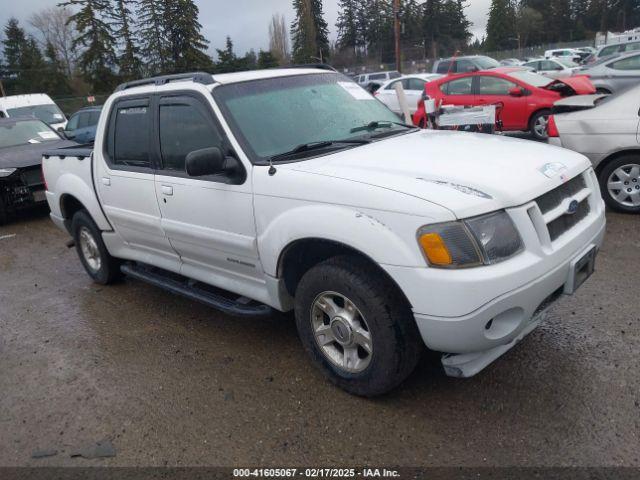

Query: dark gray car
[0,117,75,224]
[578,51,640,94]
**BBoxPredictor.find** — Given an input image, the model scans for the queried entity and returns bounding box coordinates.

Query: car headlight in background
[0,168,17,178]
[418,211,523,268]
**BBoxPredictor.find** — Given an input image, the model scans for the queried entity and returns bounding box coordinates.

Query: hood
[552,93,608,114]
[0,139,76,169]
[284,130,592,219]
[545,75,596,95]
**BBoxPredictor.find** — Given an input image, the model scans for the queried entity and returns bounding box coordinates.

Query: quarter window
[110,103,151,167]
[159,102,222,171]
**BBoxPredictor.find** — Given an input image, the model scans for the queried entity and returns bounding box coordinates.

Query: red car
[413,67,596,140]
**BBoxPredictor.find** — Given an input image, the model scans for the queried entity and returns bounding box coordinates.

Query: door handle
[101,177,111,186]
[161,185,173,196]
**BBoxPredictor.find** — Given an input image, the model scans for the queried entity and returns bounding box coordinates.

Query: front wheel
[598,156,640,213]
[529,110,551,141]
[71,210,122,284]
[294,256,423,396]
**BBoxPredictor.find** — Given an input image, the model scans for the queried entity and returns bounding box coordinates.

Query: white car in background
[523,58,580,79]
[0,93,67,131]
[548,84,640,213]
[374,74,442,114]
[544,48,582,63]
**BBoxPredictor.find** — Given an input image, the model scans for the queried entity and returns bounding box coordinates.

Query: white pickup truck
[43,68,606,396]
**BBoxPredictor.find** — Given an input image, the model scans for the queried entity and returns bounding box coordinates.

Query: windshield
[0,120,60,148]
[509,71,553,87]
[476,56,500,69]
[213,73,405,163]
[7,103,66,125]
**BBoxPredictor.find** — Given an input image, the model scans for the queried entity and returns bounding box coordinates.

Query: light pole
[394,0,401,72]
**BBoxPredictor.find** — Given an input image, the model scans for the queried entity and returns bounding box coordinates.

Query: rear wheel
[294,255,423,397]
[71,210,122,284]
[529,109,551,141]
[598,155,640,213]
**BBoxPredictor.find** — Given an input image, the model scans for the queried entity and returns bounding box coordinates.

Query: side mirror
[509,87,524,97]
[185,147,225,177]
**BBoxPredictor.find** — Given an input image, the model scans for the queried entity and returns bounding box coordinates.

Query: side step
[120,263,272,318]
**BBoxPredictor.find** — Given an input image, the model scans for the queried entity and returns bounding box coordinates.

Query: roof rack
[114,72,215,92]
[281,63,338,72]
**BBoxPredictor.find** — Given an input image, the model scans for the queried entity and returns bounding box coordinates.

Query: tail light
[547,115,559,138]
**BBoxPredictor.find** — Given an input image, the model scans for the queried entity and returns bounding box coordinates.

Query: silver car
[548,85,640,212]
[578,51,640,94]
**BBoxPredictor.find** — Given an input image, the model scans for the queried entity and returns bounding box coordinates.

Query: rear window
[369,73,386,80]
[109,102,151,168]
[388,71,401,79]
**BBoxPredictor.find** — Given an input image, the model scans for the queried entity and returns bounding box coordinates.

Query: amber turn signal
[419,233,453,266]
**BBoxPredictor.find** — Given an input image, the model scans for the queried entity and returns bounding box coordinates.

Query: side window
[523,61,538,70]
[77,112,91,129]
[478,76,516,95]
[625,43,640,52]
[610,55,640,71]
[159,99,223,172]
[385,80,400,90]
[66,113,79,130]
[108,100,151,168]
[407,78,427,90]
[456,59,476,73]
[541,60,562,71]
[88,111,101,126]
[442,77,473,95]
[388,71,401,79]
[369,73,386,81]
[436,61,451,74]
[600,45,619,57]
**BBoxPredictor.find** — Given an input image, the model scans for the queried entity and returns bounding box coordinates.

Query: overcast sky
[0,0,491,56]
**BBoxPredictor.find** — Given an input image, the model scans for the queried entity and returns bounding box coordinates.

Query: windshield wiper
[270,139,371,161]
[349,120,416,134]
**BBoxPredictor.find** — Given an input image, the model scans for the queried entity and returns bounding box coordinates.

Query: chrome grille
[534,173,591,243]
[535,175,586,215]
[547,198,590,242]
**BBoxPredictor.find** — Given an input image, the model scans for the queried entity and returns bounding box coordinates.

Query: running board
[120,263,272,318]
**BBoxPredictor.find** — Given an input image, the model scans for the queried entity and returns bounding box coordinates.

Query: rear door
[95,95,181,269]
[153,92,262,288]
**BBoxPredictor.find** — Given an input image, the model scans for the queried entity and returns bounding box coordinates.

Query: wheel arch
[276,237,413,308]
[594,148,640,177]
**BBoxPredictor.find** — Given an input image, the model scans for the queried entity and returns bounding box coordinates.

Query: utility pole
[0,79,5,98]
[394,0,401,72]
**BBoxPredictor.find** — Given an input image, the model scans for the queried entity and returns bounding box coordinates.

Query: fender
[258,204,426,277]
[55,171,111,231]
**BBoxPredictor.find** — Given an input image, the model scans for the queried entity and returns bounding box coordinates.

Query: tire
[529,109,551,141]
[294,255,423,397]
[598,155,640,213]
[71,210,122,284]
[596,88,612,95]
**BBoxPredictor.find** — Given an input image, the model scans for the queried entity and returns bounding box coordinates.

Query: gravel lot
[0,209,638,467]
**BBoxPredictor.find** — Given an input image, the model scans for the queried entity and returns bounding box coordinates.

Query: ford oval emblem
[567,200,579,215]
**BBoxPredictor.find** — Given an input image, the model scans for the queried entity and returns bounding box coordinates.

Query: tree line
[1,0,639,97]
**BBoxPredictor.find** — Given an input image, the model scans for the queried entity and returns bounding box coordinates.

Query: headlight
[0,168,17,178]
[418,211,523,268]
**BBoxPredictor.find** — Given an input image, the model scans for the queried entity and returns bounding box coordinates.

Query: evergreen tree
[216,36,238,72]
[257,49,279,69]
[485,0,517,52]
[137,0,168,75]
[2,19,25,77]
[110,0,142,80]
[291,0,330,63]
[163,0,213,73]
[336,0,361,54]
[42,41,72,95]
[61,0,117,93]
[20,37,47,93]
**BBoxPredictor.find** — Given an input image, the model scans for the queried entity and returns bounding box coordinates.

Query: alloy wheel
[607,164,640,208]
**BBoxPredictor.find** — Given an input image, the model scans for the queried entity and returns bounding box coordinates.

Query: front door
[152,93,262,293]
[476,75,528,130]
[95,95,180,269]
